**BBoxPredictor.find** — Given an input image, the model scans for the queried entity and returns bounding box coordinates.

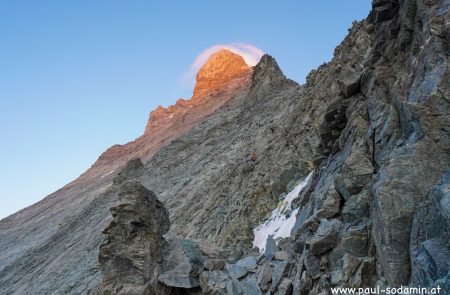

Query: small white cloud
[181,43,264,88]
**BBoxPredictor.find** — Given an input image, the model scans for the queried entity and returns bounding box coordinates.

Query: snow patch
[252,172,313,253]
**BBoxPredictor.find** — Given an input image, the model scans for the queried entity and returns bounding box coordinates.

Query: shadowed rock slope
[1,0,449,294]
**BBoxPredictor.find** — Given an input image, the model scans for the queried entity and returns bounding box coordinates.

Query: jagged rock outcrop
[98,182,170,294]
[0,0,449,294]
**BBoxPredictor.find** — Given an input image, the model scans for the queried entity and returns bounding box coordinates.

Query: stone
[257,263,273,289]
[265,235,276,261]
[204,259,226,271]
[275,278,293,295]
[274,251,290,261]
[236,256,257,271]
[348,258,376,288]
[225,263,248,279]
[199,271,229,295]
[296,272,313,295]
[310,219,342,255]
[339,71,361,98]
[242,276,262,295]
[342,190,371,224]
[158,239,205,288]
[315,186,342,219]
[330,254,360,286]
[271,260,290,292]
[226,279,244,295]
[342,222,370,257]
[304,254,320,279]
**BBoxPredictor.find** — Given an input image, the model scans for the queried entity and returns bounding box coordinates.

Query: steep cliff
[0,0,449,294]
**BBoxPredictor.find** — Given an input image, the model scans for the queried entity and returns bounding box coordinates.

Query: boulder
[342,190,371,224]
[225,263,248,280]
[265,235,276,260]
[242,276,262,295]
[98,182,171,295]
[225,279,244,295]
[257,263,273,289]
[236,256,257,271]
[304,254,321,279]
[310,219,342,255]
[342,222,370,257]
[339,71,361,98]
[271,260,290,293]
[158,239,205,288]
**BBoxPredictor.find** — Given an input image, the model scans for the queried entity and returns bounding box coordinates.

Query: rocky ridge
[0,0,449,294]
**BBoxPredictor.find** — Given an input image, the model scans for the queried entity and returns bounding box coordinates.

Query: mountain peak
[193,49,252,98]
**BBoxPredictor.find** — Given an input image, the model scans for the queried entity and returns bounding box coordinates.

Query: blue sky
[0,1,371,219]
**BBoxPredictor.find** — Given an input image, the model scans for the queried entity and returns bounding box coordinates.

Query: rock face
[1,0,449,294]
[98,182,170,294]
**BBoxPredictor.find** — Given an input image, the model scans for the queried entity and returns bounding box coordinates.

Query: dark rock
[295,272,313,295]
[310,219,342,255]
[242,276,262,295]
[339,71,361,98]
[271,260,290,293]
[225,263,248,279]
[369,0,399,24]
[275,278,293,295]
[226,279,244,295]
[410,239,450,288]
[342,222,370,257]
[236,256,257,271]
[274,251,290,261]
[330,254,360,286]
[277,237,294,253]
[204,259,226,271]
[257,263,272,290]
[342,190,371,224]
[304,254,321,279]
[199,270,229,295]
[158,239,205,288]
[265,235,276,261]
[348,258,376,288]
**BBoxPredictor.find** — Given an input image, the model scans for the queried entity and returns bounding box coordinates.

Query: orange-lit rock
[193,49,252,98]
